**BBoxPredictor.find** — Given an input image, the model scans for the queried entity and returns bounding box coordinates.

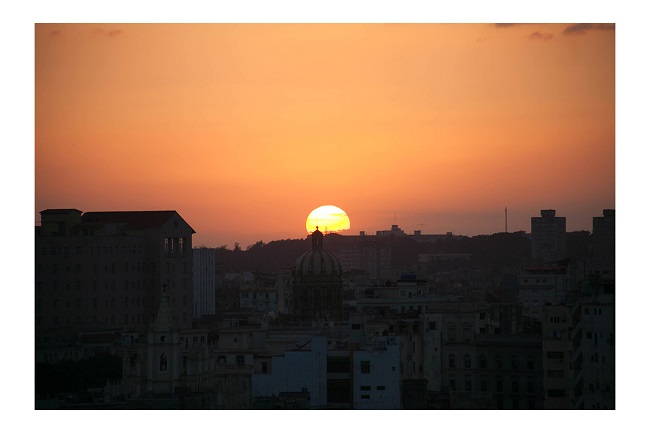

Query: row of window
[164,237,186,256]
[36,278,189,293]
[449,376,536,395]
[359,385,386,391]
[36,312,189,328]
[37,262,161,276]
[449,354,535,370]
[37,295,189,311]
[39,244,143,258]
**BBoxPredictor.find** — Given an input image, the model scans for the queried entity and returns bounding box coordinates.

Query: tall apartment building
[541,304,572,409]
[592,209,615,280]
[192,247,216,319]
[531,209,566,264]
[570,286,614,409]
[338,232,392,282]
[35,209,195,334]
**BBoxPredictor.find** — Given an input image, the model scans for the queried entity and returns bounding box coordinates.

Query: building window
[360,361,370,374]
[236,355,245,366]
[464,354,471,369]
[448,354,456,368]
[511,355,518,369]
[377,386,385,391]
[447,324,456,342]
[479,354,487,369]
[527,379,535,393]
[360,385,371,391]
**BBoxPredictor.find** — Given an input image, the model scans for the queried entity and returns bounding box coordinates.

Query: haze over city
[35,23,614,247]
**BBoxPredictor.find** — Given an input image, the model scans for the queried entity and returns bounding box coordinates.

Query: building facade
[35,209,195,335]
[592,209,615,280]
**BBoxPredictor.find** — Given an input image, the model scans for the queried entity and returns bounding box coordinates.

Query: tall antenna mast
[505,207,508,233]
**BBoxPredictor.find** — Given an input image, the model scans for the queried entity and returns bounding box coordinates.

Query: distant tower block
[531,209,566,264]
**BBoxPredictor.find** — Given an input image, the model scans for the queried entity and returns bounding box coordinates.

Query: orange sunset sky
[35,23,615,248]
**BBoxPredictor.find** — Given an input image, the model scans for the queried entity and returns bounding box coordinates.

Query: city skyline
[35,23,614,249]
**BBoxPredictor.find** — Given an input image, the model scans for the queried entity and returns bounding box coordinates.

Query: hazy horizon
[35,23,615,249]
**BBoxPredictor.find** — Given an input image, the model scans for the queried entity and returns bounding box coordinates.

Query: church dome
[293,227,342,277]
[294,248,342,276]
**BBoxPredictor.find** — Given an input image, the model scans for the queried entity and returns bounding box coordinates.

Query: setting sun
[306,205,350,234]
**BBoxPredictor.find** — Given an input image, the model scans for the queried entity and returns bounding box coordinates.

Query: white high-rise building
[192,247,216,319]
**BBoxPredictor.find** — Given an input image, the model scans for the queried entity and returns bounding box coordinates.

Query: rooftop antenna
[505,207,508,233]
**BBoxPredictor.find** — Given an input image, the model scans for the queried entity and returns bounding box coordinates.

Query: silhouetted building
[531,209,566,264]
[518,266,569,319]
[35,209,195,334]
[569,280,614,409]
[541,304,572,409]
[592,209,615,280]
[291,227,344,321]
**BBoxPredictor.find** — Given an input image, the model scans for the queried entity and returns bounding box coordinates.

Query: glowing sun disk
[306,205,350,234]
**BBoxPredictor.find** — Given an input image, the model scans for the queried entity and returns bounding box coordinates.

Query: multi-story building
[570,282,614,409]
[592,209,615,280]
[518,265,569,319]
[338,232,392,282]
[531,209,566,264]
[352,336,402,409]
[252,335,328,408]
[192,247,216,319]
[35,209,195,335]
[541,304,573,409]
